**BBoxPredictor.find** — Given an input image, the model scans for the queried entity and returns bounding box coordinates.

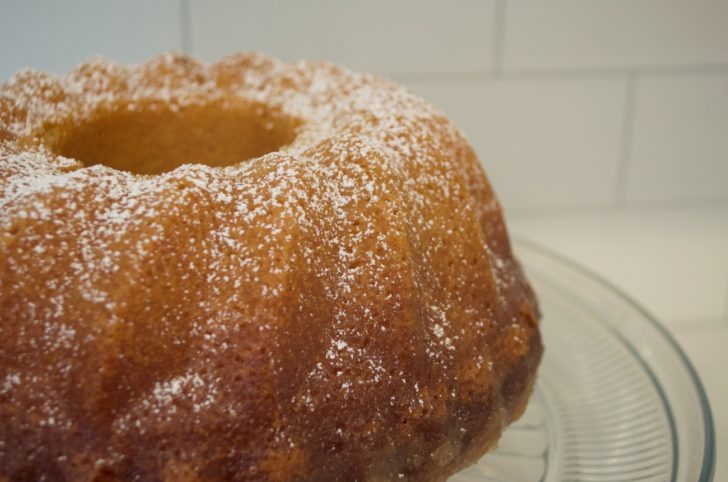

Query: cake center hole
[52,100,298,175]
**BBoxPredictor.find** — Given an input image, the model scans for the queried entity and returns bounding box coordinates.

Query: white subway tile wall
[406,77,626,211]
[0,0,183,81]
[626,73,728,203]
[1,0,727,212]
[503,0,728,71]
[188,0,496,75]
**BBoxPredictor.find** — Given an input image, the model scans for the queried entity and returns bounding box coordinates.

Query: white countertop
[509,203,728,481]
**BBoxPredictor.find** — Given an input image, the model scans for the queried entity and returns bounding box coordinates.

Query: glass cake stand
[451,238,715,482]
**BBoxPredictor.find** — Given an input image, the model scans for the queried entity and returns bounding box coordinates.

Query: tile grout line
[614,73,639,206]
[506,197,728,220]
[723,282,728,325]
[389,62,728,84]
[491,0,507,75]
[180,0,193,55]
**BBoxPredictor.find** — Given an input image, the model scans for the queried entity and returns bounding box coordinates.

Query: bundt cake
[0,53,542,481]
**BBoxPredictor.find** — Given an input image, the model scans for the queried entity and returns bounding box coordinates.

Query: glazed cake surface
[0,53,542,481]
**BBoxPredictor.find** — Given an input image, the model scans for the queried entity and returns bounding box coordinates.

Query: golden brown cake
[0,53,542,481]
